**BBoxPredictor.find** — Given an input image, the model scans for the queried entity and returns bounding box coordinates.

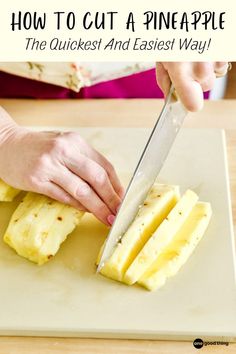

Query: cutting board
[0,128,236,341]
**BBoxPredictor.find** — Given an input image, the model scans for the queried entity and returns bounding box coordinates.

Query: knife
[97,84,188,273]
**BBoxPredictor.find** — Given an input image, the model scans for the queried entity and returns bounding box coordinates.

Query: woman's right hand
[156,62,229,111]
[0,109,124,226]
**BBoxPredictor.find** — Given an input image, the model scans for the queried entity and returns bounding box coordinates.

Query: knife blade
[97,84,187,273]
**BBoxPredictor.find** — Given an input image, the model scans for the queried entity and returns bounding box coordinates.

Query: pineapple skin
[0,179,21,202]
[3,192,84,265]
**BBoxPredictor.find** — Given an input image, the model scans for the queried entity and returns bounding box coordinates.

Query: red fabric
[73,70,165,99]
[0,69,210,99]
[0,71,70,99]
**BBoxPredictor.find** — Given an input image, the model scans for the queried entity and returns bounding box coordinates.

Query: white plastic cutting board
[0,128,236,341]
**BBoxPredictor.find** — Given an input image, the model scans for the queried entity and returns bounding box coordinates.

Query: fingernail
[107,214,116,225]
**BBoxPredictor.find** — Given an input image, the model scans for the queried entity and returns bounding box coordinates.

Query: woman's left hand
[156,62,229,111]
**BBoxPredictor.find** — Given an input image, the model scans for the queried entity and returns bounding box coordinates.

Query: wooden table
[0,99,235,354]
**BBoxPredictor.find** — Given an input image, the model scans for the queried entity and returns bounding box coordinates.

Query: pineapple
[124,190,198,285]
[100,184,180,281]
[0,179,21,201]
[97,187,211,291]
[138,202,212,291]
[3,192,84,265]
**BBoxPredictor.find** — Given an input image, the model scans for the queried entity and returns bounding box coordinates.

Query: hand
[156,62,229,111]
[0,112,124,226]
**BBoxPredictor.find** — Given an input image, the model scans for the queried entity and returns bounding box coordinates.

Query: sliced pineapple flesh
[138,202,212,291]
[0,179,21,202]
[100,184,180,281]
[2,178,212,292]
[3,192,84,265]
[98,186,212,291]
[124,189,199,285]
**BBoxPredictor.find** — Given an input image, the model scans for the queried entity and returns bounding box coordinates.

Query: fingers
[40,181,87,211]
[27,131,124,225]
[214,62,228,77]
[214,62,228,70]
[175,80,204,112]
[192,62,216,92]
[162,62,216,112]
[88,148,125,199]
[156,63,171,98]
[52,168,114,226]
[166,63,205,111]
[66,154,122,215]
[64,133,124,199]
